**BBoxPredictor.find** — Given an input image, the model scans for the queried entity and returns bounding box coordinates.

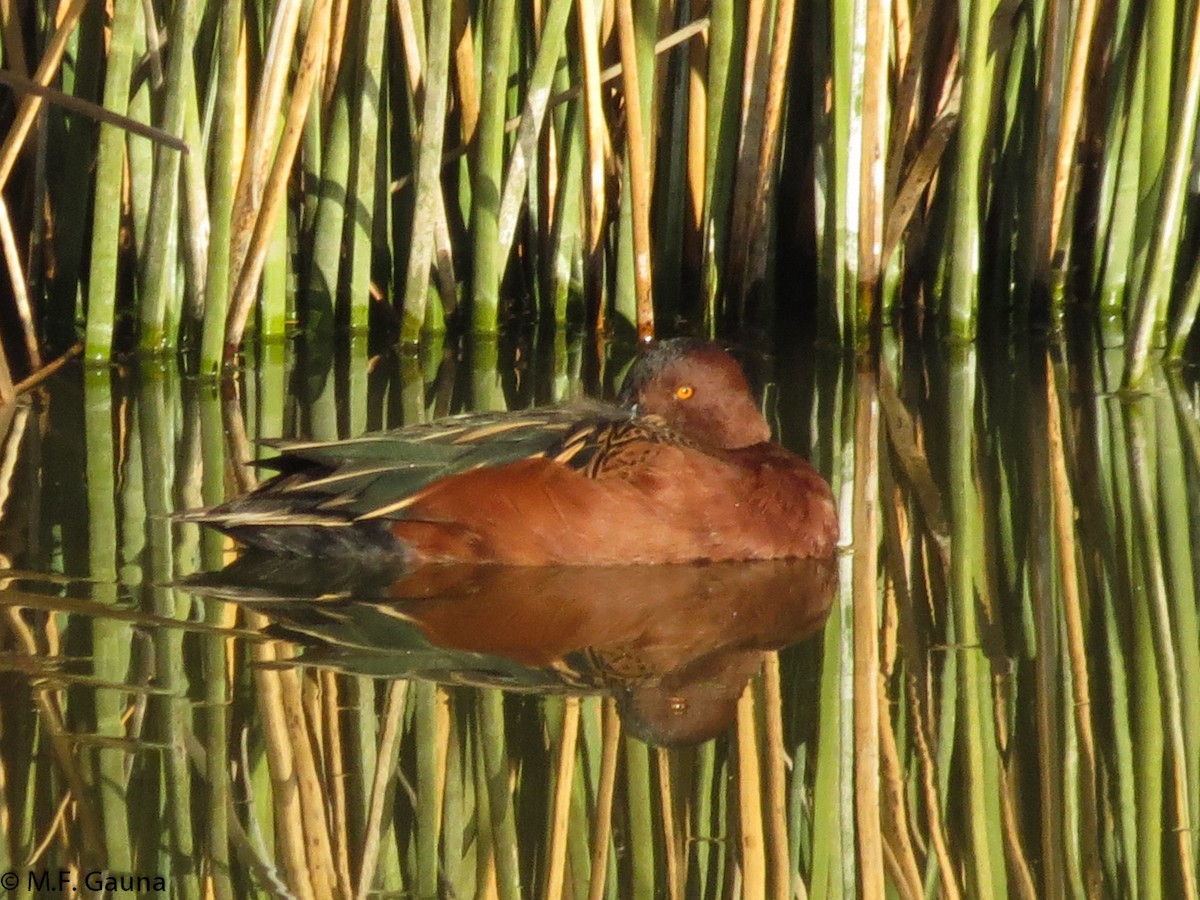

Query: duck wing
[185,404,635,555]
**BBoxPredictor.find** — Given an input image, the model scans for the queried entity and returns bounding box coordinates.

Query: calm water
[0,328,1198,898]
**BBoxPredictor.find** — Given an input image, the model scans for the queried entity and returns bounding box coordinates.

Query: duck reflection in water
[190,554,837,746]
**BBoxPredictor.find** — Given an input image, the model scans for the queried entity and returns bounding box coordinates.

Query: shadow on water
[0,325,1198,897]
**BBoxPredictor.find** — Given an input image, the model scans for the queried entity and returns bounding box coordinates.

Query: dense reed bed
[0,0,1198,394]
[0,329,1197,897]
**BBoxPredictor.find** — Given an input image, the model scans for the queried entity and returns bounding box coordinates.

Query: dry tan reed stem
[761,654,791,900]
[355,680,408,900]
[853,371,884,899]
[1044,353,1100,892]
[4,607,106,860]
[657,748,682,900]
[745,0,796,291]
[877,693,924,899]
[0,0,87,188]
[322,0,351,110]
[435,685,451,851]
[248,629,316,900]
[576,0,608,316]
[735,681,766,900]
[725,0,767,297]
[545,697,581,900]
[451,0,480,143]
[282,668,340,898]
[993,693,1039,900]
[686,3,708,238]
[615,0,655,339]
[226,0,331,356]
[226,0,301,288]
[0,198,39,367]
[906,672,962,899]
[587,698,622,900]
[1047,0,1100,261]
[323,672,354,899]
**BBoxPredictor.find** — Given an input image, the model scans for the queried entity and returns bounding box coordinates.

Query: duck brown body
[193,339,839,565]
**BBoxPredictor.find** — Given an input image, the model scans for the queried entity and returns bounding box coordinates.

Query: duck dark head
[618,339,771,449]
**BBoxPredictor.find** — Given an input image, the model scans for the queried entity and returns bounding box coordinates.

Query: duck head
[618,339,772,449]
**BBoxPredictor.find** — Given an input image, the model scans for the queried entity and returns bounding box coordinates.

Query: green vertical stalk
[948,345,1003,896]
[1095,14,1142,321]
[479,689,522,900]
[402,0,453,343]
[346,0,387,333]
[946,0,997,339]
[126,3,154,262]
[309,17,355,333]
[701,0,742,325]
[415,681,441,899]
[84,0,139,360]
[140,0,201,351]
[1154,388,1200,854]
[200,0,245,374]
[1127,0,1175,311]
[470,0,518,334]
[625,738,656,898]
[1127,1,1200,381]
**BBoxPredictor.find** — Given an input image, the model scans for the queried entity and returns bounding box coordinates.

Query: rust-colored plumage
[190,339,838,564]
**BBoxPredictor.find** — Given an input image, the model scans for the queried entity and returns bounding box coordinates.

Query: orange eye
[674,385,694,400]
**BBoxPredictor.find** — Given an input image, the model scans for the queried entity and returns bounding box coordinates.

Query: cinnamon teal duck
[191,338,838,564]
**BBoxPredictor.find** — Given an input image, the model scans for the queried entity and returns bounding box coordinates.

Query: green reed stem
[469,0,517,334]
[83,0,138,361]
[140,0,201,352]
[1125,1,1200,384]
[946,0,996,340]
[402,0,452,344]
[199,0,246,375]
[479,689,522,900]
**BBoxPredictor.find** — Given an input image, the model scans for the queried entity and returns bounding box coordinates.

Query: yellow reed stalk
[746,0,798,292]
[545,696,580,900]
[615,0,655,339]
[878,693,924,899]
[736,681,766,900]
[0,197,39,367]
[225,0,332,356]
[853,371,884,899]
[248,627,317,900]
[576,0,608,311]
[587,698,621,900]
[435,685,451,846]
[1047,0,1099,261]
[451,0,479,144]
[762,654,791,900]
[657,748,682,900]
[226,0,302,290]
[857,0,890,285]
[281,669,340,898]
[322,672,355,899]
[322,0,351,109]
[686,3,708,240]
[994,701,1040,900]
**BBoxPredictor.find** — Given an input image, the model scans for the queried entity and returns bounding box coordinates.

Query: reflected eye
[674,385,694,400]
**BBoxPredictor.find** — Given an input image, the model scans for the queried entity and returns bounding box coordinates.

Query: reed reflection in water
[0,329,1197,898]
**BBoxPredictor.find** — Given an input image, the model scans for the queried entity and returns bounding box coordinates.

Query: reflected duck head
[618,339,772,449]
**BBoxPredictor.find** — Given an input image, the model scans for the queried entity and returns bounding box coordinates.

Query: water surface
[0,328,1197,898]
